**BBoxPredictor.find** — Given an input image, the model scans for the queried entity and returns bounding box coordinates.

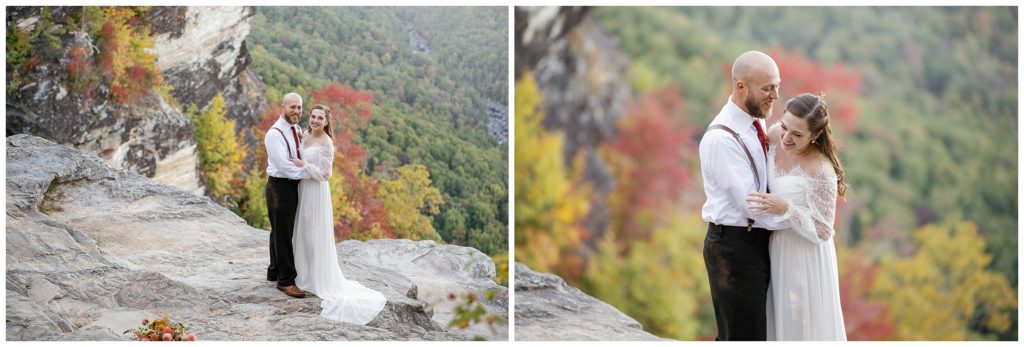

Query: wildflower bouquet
[123,315,196,341]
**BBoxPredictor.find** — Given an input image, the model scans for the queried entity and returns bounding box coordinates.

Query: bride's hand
[291,158,304,167]
[747,192,788,216]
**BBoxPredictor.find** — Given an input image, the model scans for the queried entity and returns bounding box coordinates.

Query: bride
[290,104,386,325]
[746,93,848,340]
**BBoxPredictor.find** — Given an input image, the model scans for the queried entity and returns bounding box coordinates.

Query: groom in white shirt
[265,92,311,298]
[699,51,785,341]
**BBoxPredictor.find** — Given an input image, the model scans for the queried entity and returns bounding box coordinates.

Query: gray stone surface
[6,135,505,341]
[514,263,663,341]
[338,239,509,340]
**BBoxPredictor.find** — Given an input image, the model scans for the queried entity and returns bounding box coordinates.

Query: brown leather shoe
[277,285,305,298]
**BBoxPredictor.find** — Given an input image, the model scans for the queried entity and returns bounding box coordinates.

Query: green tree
[240,166,269,230]
[583,213,714,340]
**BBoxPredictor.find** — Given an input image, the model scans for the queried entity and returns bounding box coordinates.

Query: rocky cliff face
[515,6,633,252]
[514,263,662,341]
[6,6,267,195]
[5,134,506,341]
[149,6,268,137]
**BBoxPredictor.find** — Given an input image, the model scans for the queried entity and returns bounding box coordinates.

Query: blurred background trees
[515,6,1016,340]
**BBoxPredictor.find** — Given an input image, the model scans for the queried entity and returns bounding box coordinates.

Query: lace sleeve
[304,143,335,181]
[781,166,838,243]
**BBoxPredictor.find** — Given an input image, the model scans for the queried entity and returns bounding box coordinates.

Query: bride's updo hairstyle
[308,104,334,139]
[785,93,847,197]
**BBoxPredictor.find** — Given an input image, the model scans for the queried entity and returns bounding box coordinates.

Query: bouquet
[123,315,196,341]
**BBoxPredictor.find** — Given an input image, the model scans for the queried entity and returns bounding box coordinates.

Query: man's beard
[744,93,767,119]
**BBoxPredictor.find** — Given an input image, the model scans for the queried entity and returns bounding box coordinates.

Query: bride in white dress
[291,104,386,325]
[747,93,847,340]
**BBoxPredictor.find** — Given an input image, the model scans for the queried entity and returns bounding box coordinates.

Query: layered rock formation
[6,134,505,341]
[149,6,268,137]
[514,263,662,341]
[6,6,267,195]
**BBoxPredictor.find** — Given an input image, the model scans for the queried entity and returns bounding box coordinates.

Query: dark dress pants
[703,222,771,341]
[266,176,300,286]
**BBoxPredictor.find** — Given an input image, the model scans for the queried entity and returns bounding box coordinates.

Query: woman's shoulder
[806,154,836,179]
[312,135,334,150]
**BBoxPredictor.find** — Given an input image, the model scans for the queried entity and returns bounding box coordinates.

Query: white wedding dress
[765,146,847,340]
[293,143,386,325]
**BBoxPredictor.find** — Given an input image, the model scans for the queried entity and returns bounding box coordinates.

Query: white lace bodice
[767,146,839,243]
[301,144,335,182]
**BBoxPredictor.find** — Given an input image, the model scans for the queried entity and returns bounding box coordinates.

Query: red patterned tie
[753,120,768,158]
[290,126,302,160]
[754,120,770,193]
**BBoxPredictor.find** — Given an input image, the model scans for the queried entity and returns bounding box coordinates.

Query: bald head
[731,51,779,86]
[730,51,781,119]
[282,92,302,105]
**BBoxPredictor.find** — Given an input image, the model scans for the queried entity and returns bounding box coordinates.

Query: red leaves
[66,47,90,77]
[768,48,862,133]
[308,83,392,240]
[605,84,699,242]
[309,82,375,163]
[90,8,161,104]
[839,249,897,340]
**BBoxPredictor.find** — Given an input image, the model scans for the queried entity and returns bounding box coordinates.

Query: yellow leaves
[378,164,445,241]
[514,72,591,275]
[328,168,359,229]
[491,253,509,287]
[192,93,246,204]
[871,222,1017,340]
[97,7,162,103]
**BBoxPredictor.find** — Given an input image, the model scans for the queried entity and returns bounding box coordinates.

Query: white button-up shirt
[265,116,309,180]
[699,98,784,230]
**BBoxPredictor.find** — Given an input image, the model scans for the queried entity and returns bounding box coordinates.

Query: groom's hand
[291,158,304,167]
[747,192,788,216]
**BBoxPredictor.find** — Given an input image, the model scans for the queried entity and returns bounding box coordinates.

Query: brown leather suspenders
[706,124,761,192]
[271,127,293,159]
[706,123,761,231]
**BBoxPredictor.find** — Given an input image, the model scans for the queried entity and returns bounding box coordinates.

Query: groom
[265,92,310,298]
[699,51,785,340]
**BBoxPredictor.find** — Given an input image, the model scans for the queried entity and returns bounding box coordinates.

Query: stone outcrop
[5,134,505,341]
[149,6,268,137]
[6,6,267,195]
[514,263,662,341]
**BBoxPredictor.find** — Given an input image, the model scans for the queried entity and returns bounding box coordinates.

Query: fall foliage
[513,73,590,278]
[191,93,246,206]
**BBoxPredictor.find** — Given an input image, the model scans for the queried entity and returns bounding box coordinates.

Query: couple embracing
[264,92,386,325]
[701,51,848,341]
